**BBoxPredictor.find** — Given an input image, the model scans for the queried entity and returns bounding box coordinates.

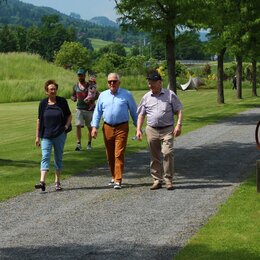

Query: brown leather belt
[150,125,172,129]
[104,121,128,127]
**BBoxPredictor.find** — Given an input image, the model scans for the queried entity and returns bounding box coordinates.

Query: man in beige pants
[136,69,183,190]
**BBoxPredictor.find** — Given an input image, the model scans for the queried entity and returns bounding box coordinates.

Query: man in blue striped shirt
[91,73,138,189]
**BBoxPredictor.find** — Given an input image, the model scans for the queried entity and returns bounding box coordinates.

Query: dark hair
[44,80,58,91]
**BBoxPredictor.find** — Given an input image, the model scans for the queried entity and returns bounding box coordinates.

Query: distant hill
[0,0,129,43]
[89,16,119,28]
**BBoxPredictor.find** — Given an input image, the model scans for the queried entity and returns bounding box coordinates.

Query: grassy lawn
[174,173,260,260]
[89,38,114,50]
[1,88,259,201]
[0,88,259,258]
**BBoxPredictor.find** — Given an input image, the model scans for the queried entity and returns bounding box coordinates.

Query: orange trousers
[102,122,129,183]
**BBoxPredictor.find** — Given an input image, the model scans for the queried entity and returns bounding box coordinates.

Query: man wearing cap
[91,72,138,189]
[136,69,183,190]
[71,69,99,151]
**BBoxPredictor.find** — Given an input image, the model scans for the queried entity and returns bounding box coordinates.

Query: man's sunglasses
[108,80,118,84]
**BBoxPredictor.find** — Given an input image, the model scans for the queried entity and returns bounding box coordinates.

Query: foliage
[123,55,147,75]
[175,62,188,77]
[0,0,139,45]
[40,15,77,61]
[1,53,259,103]
[176,30,208,60]
[93,53,126,75]
[202,64,211,76]
[0,25,18,52]
[224,62,237,79]
[97,42,127,57]
[54,41,91,72]
[0,16,76,61]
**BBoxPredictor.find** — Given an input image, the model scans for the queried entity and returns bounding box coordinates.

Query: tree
[40,14,76,61]
[93,53,126,74]
[197,0,233,104]
[226,0,260,99]
[115,0,202,93]
[98,43,127,57]
[239,0,260,96]
[54,41,91,72]
[124,55,147,75]
[176,30,206,60]
[0,25,18,52]
[25,26,44,56]
[14,26,27,52]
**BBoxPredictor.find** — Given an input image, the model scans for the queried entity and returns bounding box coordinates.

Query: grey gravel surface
[1,108,260,260]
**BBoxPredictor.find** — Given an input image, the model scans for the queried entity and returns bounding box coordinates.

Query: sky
[19,0,118,22]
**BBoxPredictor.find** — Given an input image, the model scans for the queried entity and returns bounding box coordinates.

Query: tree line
[0,0,259,103]
[0,13,212,74]
[0,0,137,45]
[115,0,260,102]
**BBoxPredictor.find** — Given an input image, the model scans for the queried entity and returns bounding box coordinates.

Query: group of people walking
[35,69,183,192]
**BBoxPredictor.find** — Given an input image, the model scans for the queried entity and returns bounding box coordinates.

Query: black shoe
[35,181,46,191]
[55,182,63,191]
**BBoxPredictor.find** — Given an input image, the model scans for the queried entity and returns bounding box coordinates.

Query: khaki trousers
[145,125,174,182]
[102,122,129,183]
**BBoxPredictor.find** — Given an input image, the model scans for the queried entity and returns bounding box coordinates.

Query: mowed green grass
[90,38,131,53]
[0,88,260,258]
[0,88,259,201]
[174,173,260,260]
[89,38,114,50]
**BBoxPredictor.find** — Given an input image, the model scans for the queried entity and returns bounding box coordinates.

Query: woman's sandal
[55,182,63,191]
[35,181,46,191]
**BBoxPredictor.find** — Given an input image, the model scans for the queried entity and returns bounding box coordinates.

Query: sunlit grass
[0,88,259,201]
[0,52,76,102]
[174,173,260,260]
[89,38,113,50]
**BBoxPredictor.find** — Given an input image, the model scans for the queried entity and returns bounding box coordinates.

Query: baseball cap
[146,70,162,81]
[77,68,86,75]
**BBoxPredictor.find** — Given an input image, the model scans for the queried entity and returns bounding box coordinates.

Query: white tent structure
[180,76,204,91]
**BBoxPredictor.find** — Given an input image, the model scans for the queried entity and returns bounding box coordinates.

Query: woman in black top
[35,80,72,191]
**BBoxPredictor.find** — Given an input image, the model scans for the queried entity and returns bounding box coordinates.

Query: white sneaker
[108,179,115,186]
[87,144,92,150]
[114,182,122,189]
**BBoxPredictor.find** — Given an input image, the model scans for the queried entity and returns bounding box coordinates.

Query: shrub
[202,63,211,75]
[54,41,91,72]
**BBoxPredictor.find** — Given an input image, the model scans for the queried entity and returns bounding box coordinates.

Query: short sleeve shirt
[137,88,183,127]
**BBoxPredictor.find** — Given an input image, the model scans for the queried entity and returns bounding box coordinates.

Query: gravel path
[1,108,260,260]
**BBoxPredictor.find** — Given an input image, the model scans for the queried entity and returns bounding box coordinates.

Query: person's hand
[91,127,98,139]
[35,137,40,147]
[70,96,76,102]
[173,124,182,137]
[84,97,90,103]
[136,129,143,141]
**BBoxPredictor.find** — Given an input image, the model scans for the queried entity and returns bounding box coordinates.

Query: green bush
[202,63,211,75]
[54,41,91,72]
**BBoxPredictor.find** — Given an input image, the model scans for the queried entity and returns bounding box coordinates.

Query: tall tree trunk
[236,55,242,99]
[217,48,226,104]
[166,30,176,93]
[252,58,257,96]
